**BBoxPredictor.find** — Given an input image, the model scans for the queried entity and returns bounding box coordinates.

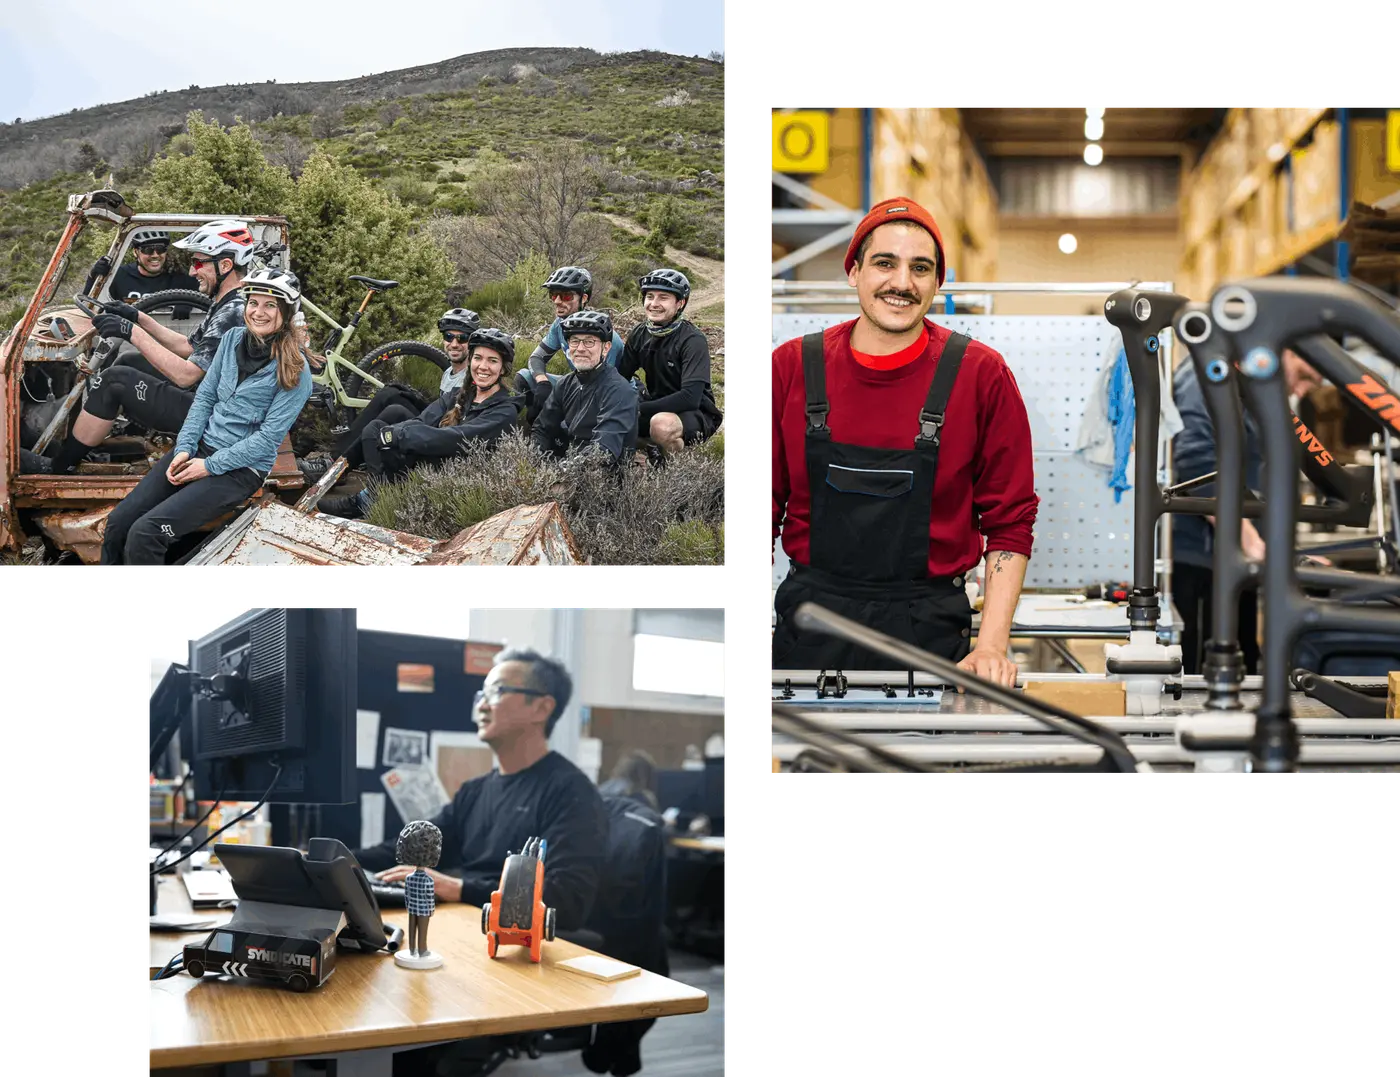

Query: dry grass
[363,429,723,564]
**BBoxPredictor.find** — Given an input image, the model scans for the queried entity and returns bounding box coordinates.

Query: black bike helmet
[438,308,481,335]
[560,310,614,341]
[542,265,593,296]
[638,268,691,301]
[468,327,516,375]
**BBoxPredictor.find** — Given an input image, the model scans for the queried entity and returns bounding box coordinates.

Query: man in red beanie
[771,196,1039,683]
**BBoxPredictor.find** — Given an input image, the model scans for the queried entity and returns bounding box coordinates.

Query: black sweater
[391,386,520,457]
[109,263,199,301]
[353,751,608,931]
[618,321,722,424]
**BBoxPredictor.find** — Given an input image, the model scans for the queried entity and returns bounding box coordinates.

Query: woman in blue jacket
[319,327,520,519]
[101,268,312,564]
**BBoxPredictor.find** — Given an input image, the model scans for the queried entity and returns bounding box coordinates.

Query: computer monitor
[656,768,706,816]
[186,609,357,805]
[702,757,724,836]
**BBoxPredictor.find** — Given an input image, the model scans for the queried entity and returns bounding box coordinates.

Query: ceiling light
[1086,107,1105,118]
[1059,233,1078,255]
[1085,116,1105,141]
[1084,143,1104,166]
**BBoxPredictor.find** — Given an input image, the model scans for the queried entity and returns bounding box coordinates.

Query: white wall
[576,609,725,716]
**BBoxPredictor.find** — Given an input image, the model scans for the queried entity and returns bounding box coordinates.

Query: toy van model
[184,924,338,992]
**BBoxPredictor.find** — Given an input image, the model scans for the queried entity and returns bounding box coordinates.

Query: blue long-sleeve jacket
[1171,358,1264,568]
[175,326,312,475]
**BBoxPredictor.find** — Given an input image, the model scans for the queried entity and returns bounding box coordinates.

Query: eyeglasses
[474,685,547,709]
[567,336,602,349]
[136,244,168,255]
[443,332,470,343]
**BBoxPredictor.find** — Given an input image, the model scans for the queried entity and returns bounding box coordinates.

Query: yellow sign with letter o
[773,111,830,174]
[1388,110,1400,172]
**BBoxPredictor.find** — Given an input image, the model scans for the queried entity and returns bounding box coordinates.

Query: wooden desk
[150,877,707,1069]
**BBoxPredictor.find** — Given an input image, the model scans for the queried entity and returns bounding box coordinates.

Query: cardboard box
[1387,670,1400,720]
[1223,214,1252,279]
[1290,120,1341,233]
[1023,680,1127,718]
[1350,118,1400,208]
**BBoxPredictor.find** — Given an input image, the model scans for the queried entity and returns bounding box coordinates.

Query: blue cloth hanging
[1106,347,1135,503]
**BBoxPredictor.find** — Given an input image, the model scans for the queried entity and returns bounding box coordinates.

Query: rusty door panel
[424,502,583,565]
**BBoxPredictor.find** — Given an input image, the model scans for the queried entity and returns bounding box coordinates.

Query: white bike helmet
[130,228,170,248]
[241,267,301,313]
[173,219,258,267]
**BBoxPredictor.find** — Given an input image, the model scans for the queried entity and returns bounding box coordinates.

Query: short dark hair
[853,220,939,277]
[495,646,573,737]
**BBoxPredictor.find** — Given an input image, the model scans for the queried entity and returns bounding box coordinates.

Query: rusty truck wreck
[0,189,579,565]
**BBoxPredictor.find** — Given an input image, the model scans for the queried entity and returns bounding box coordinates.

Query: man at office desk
[354,648,608,934]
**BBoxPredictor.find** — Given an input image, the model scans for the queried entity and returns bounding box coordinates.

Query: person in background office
[355,647,607,927]
[599,749,659,810]
[355,648,606,1077]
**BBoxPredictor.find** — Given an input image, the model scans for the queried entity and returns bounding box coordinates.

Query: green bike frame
[297,290,383,409]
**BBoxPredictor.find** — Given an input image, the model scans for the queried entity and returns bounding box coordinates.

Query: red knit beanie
[843,196,947,287]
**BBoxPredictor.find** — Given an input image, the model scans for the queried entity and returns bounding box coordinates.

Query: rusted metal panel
[188,497,438,566]
[424,502,583,566]
[293,457,349,513]
[11,474,142,506]
[31,505,115,564]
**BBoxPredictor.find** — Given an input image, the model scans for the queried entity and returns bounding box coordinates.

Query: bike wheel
[343,340,450,404]
[134,289,211,317]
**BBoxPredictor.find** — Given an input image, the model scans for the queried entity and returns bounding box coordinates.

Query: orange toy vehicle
[481,836,556,962]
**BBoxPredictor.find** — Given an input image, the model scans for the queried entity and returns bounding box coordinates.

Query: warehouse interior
[771,107,1400,774]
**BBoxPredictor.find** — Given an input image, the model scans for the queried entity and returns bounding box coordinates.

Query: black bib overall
[772,331,974,671]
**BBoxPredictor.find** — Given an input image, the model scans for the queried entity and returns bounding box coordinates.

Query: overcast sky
[0,0,722,121]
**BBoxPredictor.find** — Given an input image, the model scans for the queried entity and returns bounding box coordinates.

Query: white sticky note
[356,710,380,770]
[360,792,386,850]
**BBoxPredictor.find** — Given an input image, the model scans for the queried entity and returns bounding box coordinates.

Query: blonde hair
[244,297,304,391]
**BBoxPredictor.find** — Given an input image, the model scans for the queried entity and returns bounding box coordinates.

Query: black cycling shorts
[84,363,195,433]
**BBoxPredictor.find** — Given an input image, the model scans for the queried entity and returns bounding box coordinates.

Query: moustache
[875,290,919,303]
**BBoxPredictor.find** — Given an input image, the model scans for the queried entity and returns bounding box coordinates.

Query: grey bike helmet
[638,268,691,301]
[468,327,516,376]
[438,308,481,335]
[241,266,302,314]
[560,310,614,341]
[130,228,170,250]
[542,266,593,296]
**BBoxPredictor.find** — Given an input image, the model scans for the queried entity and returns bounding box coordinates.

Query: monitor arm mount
[149,662,250,771]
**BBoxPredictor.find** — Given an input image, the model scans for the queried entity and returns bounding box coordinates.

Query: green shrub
[464,251,555,335]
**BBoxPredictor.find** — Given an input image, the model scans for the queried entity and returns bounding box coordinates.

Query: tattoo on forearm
[991,551,1015,575]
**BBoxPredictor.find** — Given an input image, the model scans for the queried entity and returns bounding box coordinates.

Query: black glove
[101,299,141,322]
[82,256,112,295]
[91,313,133,341]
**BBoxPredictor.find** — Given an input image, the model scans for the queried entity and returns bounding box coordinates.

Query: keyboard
[369,879,407,907]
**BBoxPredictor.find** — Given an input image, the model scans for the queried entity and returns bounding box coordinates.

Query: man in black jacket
[619,268,722,457]
[531,310,639,463]
[354,647,608,935]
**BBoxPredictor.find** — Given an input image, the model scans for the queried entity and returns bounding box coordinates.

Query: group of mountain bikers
[23,220,722,563]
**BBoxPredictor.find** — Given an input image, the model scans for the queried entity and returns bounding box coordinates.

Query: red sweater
[773,318,1039,577]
